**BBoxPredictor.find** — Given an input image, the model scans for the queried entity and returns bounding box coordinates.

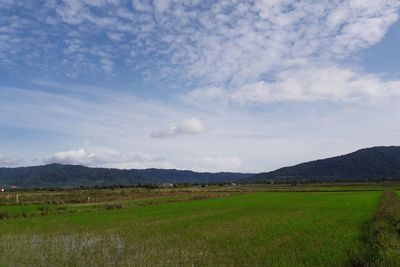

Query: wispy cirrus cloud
[187,66,400,104]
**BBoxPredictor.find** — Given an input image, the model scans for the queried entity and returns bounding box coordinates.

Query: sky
[1,0,400,172]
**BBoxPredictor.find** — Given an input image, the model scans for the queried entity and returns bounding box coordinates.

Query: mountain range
[2,146,400,188]
[0,163,251,188]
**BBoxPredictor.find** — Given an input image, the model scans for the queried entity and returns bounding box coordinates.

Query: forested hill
[0,164,251,188]
[3,146,400,188]
[250,146,400,183]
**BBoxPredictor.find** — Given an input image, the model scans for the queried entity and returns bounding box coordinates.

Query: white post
[87,196,90,203]
[16,194,19,204]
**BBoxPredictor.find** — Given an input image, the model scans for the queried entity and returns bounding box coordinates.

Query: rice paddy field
[0,185,399,266]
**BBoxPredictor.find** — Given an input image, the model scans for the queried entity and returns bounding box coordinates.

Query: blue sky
[1,0,400,172]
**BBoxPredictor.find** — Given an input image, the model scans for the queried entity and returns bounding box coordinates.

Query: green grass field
[0,189,383,266]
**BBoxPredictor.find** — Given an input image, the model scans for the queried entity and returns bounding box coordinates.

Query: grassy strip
[351,190,400,266]
[2,184,400,206]
[0,192,238,220]
[0,187,247,206]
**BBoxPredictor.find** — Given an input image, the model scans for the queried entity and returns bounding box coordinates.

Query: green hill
[250,146,400,183]
[0,163,251,188]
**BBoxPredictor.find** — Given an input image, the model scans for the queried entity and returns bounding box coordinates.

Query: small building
[161,183,173,188]
[0,188,4,192]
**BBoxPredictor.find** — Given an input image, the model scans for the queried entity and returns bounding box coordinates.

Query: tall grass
[351,190,400,266]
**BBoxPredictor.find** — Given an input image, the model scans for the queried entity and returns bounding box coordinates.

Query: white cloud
[3,80,400,172]
[42,147,165,167]
[40,147,242,172]
[153,0,172,13]
[43,149,94,165]
[150,118,206,139]
[100,57,114,73]
[0,155,22,167]
[0,0,400,172]
[132,0,152,12]
[107,32,123,41]
[331,1,399,54]
[188,67,400,104]
[188,87,226,102]
[1,1,399,84]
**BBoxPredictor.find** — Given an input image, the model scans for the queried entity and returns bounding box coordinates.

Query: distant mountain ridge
[0,163,251,188]
[250,146,400,183]
[3,146,400,188]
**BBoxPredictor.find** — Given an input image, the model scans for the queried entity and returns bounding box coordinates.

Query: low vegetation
[0,187,380,266]
[351,190,400,266]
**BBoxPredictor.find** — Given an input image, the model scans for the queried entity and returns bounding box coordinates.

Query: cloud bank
[188,67,400,104]
[42,148,165,168]
[0,155,22,167]
[43,149,95,165]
